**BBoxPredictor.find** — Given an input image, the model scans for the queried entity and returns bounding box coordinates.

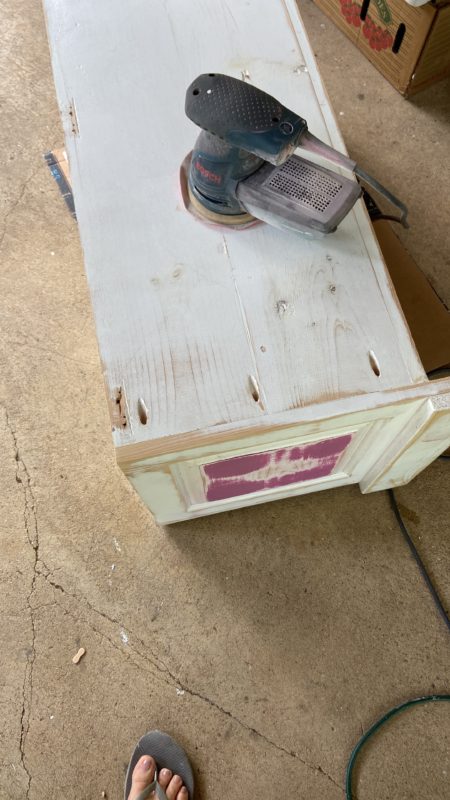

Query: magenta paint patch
[202,434,352,502]
[203,452,270,479]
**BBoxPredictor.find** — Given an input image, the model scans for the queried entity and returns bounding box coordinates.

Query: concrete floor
[1,0,449,798]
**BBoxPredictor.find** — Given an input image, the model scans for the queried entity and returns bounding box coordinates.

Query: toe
[166,774,183,800]
[128,755,156,800]
[177,788,189,800]
[158,768,173,791]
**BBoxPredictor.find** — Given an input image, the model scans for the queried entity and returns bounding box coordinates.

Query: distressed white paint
[43,0,450,523]
[131,461,355,525]
[120,378,450,467]
[43,0,426,441]
[128,392,450,523]
[361,393,450,491]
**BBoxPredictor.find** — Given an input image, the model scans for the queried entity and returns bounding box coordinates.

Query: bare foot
[128,755,189,800]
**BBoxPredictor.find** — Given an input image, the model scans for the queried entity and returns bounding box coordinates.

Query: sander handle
[185,73,307,166]
[300,132,409,228]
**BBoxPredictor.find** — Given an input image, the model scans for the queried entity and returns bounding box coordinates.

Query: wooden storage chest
[43,0,450,523]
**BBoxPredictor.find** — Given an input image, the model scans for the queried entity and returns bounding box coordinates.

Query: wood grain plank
[43,0,426,453]
[361,393,450,491]
[118,376,450,466]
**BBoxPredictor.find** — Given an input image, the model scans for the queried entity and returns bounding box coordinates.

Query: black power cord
[345,482,450,799]
[348,191,450,798]
[388,489,450,633]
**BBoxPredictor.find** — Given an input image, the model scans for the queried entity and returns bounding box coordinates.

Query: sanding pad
[179,153,260,230]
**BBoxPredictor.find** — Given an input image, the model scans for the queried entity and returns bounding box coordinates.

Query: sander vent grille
[265,159,342,213]
[236,153,362,234]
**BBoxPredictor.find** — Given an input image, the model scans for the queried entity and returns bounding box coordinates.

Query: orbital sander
[184,73,408,236]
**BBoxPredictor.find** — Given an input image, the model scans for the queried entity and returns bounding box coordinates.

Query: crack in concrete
[2,417,342,799]
[38,572,343,793]
[4,408,39,798]
[0,137,63,255]
[39,570,178,677]
[167,676,343,792]
[0,162,44,254]
[4,336,98,370]
[1,408,341,793]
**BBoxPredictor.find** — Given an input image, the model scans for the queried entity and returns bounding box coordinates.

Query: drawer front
[201,434,353,502]
[126,395,450,523]
[167,423,381,516]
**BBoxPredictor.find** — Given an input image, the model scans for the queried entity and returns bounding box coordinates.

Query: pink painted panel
[202,434,352,502]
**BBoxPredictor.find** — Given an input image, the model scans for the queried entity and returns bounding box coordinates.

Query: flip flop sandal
[124,730,194,800]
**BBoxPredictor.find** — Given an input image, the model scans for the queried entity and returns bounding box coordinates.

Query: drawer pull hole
[249,375,260,402]
[369,350,381,377]
[137,397,149,425]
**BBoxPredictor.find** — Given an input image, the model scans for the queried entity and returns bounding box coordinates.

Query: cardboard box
[373,219,450,373]
[312,0,450,95]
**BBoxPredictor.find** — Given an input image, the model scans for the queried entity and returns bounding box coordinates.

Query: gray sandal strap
[135,770,168,800]
[125,730,194,800]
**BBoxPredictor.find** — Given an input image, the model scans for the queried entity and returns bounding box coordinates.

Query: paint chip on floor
[72,647,86,664]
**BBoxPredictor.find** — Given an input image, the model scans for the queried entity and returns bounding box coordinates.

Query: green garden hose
[345,694,450,799]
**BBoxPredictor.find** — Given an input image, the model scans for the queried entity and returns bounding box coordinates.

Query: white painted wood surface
[44,0,426,448]
[125,381,450,523]
[43,0,450,523]
[361,392,450,491]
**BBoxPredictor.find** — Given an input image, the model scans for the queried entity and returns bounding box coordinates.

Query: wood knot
[276,300,288,315]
